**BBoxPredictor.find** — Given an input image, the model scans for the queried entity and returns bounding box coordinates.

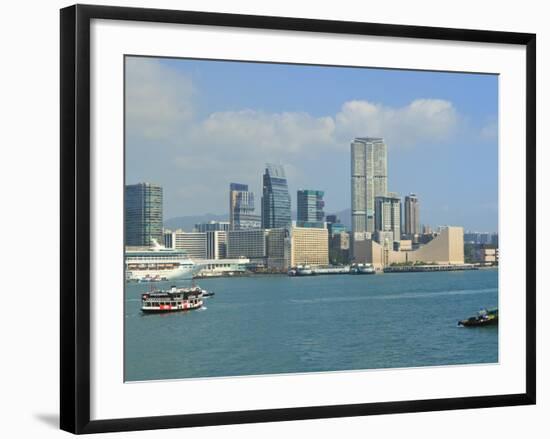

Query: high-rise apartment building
[125,182,163,246]
[297,189,325,228]
[261,164,291,230]
[229,183,261,230]
[351,138,387,256]
[404,193,420,236]
[374,193,401,243]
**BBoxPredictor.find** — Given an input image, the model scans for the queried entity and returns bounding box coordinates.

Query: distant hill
[164,207,351,232]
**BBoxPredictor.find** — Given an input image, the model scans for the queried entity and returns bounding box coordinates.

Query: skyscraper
[229,183,261,230]
[125,182,163,246]
[261,164,291,229]
[351,137,388,255]
[374,193,401,243]
[404,193,420,236]
[297,189,325,228]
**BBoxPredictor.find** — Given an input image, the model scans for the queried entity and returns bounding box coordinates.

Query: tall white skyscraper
[351,137,388,252]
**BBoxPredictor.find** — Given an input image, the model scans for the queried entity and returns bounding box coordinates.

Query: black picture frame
[60,4,536,434]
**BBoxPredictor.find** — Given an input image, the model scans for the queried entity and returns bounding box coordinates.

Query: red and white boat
[141,285,209,313]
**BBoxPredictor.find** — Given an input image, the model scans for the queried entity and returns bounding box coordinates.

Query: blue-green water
[125,269,498,381]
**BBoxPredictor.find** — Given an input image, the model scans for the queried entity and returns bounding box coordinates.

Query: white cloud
[125,57,195,141]
[197,109,335,153]
[178,98,459,159]
[334,99,459,148]
[125,59,459,154]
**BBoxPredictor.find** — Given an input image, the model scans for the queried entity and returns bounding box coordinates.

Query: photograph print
[124,56,499,382]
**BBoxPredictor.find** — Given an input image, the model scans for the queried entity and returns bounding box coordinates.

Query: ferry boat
[312,265,351,275]
[350,263,375,275]
[141,285,208,313]
[126,240,196,281]
[295,265,313,276]
[458,307,498,327]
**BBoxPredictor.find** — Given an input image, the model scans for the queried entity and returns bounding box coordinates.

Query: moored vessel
[295,265,313,276]
[126,239,197,281]
[350,263,375,274]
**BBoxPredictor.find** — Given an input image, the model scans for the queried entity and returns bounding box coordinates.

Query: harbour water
[125,269,498,381]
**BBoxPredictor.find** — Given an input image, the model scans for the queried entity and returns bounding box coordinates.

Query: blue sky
[125,56,498,232]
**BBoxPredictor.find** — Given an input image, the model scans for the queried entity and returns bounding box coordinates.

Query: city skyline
[125,56,498,231]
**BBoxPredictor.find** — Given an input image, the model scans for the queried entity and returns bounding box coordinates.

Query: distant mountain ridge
[164,208,351,232]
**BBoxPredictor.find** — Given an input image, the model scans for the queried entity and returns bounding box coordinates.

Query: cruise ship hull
[126,265,196,281]
[125,241,197,282]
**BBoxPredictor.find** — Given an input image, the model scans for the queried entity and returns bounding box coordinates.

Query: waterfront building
[229,183,261,230]
[195,221,230,233]
[404,193,420,236]
[297,189,325,228]
[374,193,401,243]
[329,231,350,265]
[418,231,438,245]
[194,258,250,276]
[475,245,498,265]
[354,226,464,269]
[351,137,387,257]
[206,231,227,260]
[261,164,292,229]
[164,230,207,260]
[266,228,291,270]
[226,229,268,265]
[290,226,329,267]
[125,182,163,246]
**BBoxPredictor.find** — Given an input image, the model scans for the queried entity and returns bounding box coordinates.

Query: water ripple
[289,288,497,304]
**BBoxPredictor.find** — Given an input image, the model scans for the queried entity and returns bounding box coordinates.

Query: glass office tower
[296,189,325,228]
[125,182,163,246]
[261,163,291,229]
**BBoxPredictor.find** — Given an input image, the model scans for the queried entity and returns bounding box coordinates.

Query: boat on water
[458,307,498,327]
[126,239,197,282]
[295,265,313,276]
[141,285,211,313]
[350,263,375,275]
[289,265,351,276]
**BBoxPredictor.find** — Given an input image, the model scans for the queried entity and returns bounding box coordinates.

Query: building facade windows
[125,182,163,246]
[261,164,291,230]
